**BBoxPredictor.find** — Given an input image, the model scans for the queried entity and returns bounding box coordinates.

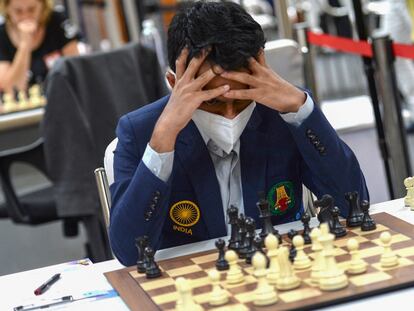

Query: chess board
[105,213,414,310]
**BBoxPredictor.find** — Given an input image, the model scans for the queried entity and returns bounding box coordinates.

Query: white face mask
[191,102,256,154]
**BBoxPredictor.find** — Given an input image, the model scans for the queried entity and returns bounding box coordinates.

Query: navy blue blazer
[109,95,369,266]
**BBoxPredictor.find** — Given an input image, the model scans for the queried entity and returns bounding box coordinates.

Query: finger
[182,48,211,81]
[257,49,267,66]
[175,48,189,80]
[220,71,260,87]
[197,84,230,101]
[191,68,217,90]
[248,57,265,74]
[223,89,256,100]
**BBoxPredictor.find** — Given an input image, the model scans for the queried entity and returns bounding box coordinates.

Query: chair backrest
[104,138,118,186]
[94,167,111,229]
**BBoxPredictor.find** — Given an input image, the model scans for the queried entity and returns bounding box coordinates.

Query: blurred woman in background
[0,0,81,93]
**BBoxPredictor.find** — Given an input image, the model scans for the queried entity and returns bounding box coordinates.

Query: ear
[165,71,176,89]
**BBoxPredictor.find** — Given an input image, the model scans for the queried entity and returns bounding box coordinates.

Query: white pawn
[276,246,301,290]
[3,93,16,113]
[293,235,312,270]
[175,277,203,311]
[252,252,278,306]
[310,227,324,285]
[18,90,29,110]
[380,231,399,268]
[404,177,414,210]
[208,269,228,306]
[265,233,279,285]
[346,238,367,275]
[225,250,244,284]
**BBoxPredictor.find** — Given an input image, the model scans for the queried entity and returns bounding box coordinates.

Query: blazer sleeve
[286,104,369,216]
[109,114,172,266]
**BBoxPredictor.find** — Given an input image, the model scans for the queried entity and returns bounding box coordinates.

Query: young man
[109,1,369,266]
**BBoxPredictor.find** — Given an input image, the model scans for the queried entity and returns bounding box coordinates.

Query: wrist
[150,120,179,153]
[281,89,306,113]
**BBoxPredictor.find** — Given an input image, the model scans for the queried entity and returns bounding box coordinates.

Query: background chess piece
[404,177,414,210]
[360,200,376,231]
[345,191,363,227]
[136,236,149,273]
[145,246,162,279]
[257,191,281,243]
[225,250,244,284]
[292,235,312,270]
[301,213,312,244]
[265,233,279,285]
[227,206,241,251]
[380,231,399,268]
[288,229,298,262]
[330,206,347,238]
[244,217,257,264]
[208,269,228,306]
[252,252,278,306]
[215,239,229,271]
[346,238,367,274]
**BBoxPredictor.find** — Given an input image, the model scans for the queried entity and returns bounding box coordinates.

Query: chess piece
[18,90,29,110]
[3,93,17,113]
[135,235,149,273]
[345,191,363,227]
[404,177,414,210]
[315,194,335,229]
[244,217,257,264]
[380,231,399,268]
[175,277,203,311]
[265,233,280,285]
[346,238,367,275]
[301,213,312,244]
[252,236,269,267]
[225,250,244,284]
[310,227,324,285]
[215,239,229,271]
[237,214,248,258]
[360,200,376,231]
[208,269,228,306]
[330,206,347,238]
[227,205,241,251]
[275,246,301,290]
[28,84,43,107]
[288,229,298,262]
[145,247,162,279]
[257,191,281,243]
[252,252,278,306]
[293,235,312,270]
[318,223,348,291]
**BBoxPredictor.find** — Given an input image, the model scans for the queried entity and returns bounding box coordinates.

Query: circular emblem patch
[267,181,295,216]
[169,200,200,227]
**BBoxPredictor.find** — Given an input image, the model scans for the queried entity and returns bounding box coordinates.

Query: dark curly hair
[167,1,266,72]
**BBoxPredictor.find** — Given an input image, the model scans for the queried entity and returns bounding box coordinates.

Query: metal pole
[372,35,412,197]
[351,0,394,199]
[122,0,141,42]
[273,0,293,39]
[293,22,319,103]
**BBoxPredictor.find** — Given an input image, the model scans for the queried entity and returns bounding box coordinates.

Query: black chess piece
[237,214,248,258]
[257,191,282,243]
[315,194,335,230]
[252,236,270,267]
[145,246,162,279]
[135,235,149,273]
[345,191,363,227]
[360,200,376,231]
[227,205,241,251]
[215,239,229,271]
[330,206,347,238]
[288,229,298,262]
[244,217,257,264]
[301,213,312,244]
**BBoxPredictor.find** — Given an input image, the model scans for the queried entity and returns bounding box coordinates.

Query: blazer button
[306,129,313,136]
[144,211,153,221]
[318,146,327,155]
[154,191,161,197]
[152,197,159,204]
[313,140,321,148]
[149,203,156,211]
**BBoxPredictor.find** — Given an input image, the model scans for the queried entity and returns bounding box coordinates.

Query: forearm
[1,43,31,91]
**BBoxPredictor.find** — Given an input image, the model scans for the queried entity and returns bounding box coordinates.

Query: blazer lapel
[175,121,227,238]
[240,107,268,223]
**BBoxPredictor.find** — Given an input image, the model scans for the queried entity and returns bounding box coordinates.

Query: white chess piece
[404,177,414,210]
[310,227,324,285]
[208,269,228,306]
[293,235,312,270]
[380,231,399,268]
[225,250,244,284]
[346,238,367,275]
[265,233,279,285]
[18,90,29,110]
[318,223,348,291]
[275,246,301,290]
[252,252,278,306]
[2,93,17,113]
[175,277,203,311]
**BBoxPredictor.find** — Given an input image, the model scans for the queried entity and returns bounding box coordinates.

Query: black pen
[33,273,61,295]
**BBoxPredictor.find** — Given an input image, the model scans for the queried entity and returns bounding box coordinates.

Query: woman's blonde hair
[0,0,54,26]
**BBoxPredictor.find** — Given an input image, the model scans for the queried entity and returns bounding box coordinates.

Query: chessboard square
[191,253,218,265]
[350,271,391,286]
[354,224,388,236]
[223,275,257,289]
[279,287,321,303]
[166,264,202,277]
[234,291,254,304]
[243,266,254,275]
[358,245,383,259]
[152,291,180,305]
[334,235,369,248]
[193,289,230,304]
[210,304,249,311]
[372,257,414,272]
[396,246,414,258]
[371,233,411,246]
[140,278,175,291]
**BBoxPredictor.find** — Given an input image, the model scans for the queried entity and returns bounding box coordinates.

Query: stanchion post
[293,23,319,103]
[372,35,412,197]
[273,0,293,39]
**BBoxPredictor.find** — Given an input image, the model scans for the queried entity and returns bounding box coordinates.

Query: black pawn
[360,200,376,231]
[227,206,241,251]
[251,236,269,267]
[330,206,347,238]
[301,213,312,244]
[237,214,248,258]
[288,229,298,262]
[315,194,335,229]
[257,191,282,243]
[345,191,363,227]
[244,217,257,264]
[135,235,149,273]
[215,239,229,271]
[145,246,162,279]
